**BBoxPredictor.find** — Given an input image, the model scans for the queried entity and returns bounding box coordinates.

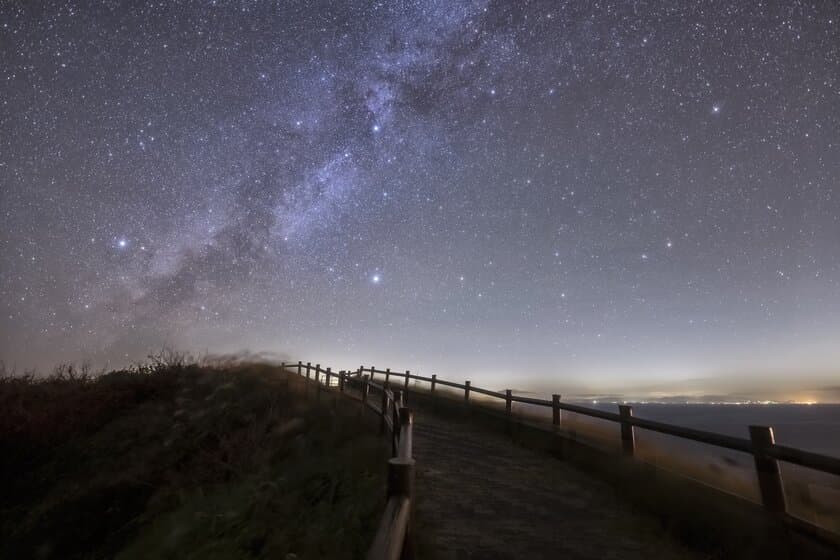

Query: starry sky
[2,1,839,400]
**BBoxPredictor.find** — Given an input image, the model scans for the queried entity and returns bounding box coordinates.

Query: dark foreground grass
[0,361,386,559]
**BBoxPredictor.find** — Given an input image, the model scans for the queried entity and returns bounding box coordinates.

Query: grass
[0,359,387,559]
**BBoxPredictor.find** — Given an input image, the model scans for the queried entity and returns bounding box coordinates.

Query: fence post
[505,389,512,416]
[325,367,332,387]
[552,394,561,427]
[371,366,375,381]
[431,374,437,394]
[385,368,390,384]
[380,388,389,434]
[307,364,313,381]
[618,405,635,457]
[339,371,345,392]
[464,380,471,403]
[280,361,285,372]
[749,425,786,513]
[305,362,311,378]
[363,379,371,407]
[404,370,410,389]
[314,364,320,384]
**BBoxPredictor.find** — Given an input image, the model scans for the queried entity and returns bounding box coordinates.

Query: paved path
[412,408,702,560]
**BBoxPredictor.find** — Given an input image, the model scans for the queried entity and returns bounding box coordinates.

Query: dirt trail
[412,408,702,560]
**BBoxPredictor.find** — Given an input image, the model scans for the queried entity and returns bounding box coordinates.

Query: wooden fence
[279,362,415,560]
[280,360,840,552]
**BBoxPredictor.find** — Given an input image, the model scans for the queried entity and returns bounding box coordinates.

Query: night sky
[2,1,839,400]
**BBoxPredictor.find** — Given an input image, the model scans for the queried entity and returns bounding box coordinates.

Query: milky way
[2,2,839,398]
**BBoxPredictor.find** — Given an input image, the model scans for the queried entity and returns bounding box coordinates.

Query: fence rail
[279,362,415,560]
[280,360,840,551]
[358,365,840,515]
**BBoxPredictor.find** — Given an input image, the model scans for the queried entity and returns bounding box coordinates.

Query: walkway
[412,408,702,560]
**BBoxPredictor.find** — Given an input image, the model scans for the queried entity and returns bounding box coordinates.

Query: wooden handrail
[280,362,415,558]
[367,496,411,560]
[280,361,840,537]
[284,361,840,478]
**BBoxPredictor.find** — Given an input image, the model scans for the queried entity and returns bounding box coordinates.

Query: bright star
[371,274,381,284]
[117,239,127,248]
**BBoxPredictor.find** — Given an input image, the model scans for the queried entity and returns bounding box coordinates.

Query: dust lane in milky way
[1,2,839,400]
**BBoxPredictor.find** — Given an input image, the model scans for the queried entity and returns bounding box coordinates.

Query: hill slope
[0,362,385,559]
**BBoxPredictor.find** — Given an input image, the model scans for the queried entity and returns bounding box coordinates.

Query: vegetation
[0,358,386,559]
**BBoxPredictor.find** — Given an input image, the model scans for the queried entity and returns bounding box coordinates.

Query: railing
[280,360,840,547]
[278,362,415,560]
[356,365,840,521]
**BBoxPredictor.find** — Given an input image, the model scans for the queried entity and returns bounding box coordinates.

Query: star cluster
[1,1,839,395]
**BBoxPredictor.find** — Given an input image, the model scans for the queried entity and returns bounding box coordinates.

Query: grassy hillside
[0,360,386,559]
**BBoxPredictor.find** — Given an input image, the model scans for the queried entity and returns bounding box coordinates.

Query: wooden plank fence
[279,361,415,560]
[280,361,840,555]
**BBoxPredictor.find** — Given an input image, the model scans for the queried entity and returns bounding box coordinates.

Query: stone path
[412,408,702,560]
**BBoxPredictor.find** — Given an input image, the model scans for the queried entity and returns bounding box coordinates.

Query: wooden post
[387,455,415,498]
[307,364,312,381]
[552,394,561,427]
[431,374,437,394]
[314,364,320,384]
[305,362,311,378]
[464,380,471,403]
[371,366,376,381]
[280,361,285,372]
[363,379,371,407]
[505,389,512,416]
[749,425,787,513]
[385,368,390,384]
[325,367,332,387]
[404,370,410,389]
[380,388,389,434]
[339,371,345,392]
[297,361,302,375]
[619,405,635,457]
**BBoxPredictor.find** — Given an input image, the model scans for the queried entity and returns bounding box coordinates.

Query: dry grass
[0,358,386,559]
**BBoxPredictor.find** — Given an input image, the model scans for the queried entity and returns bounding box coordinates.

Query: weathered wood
[430,374,437,394]
[619,405,635,457]
[749,425,787,513]
[385,368,391,384]
[305,361,311,378]
[397,407,413,459]
[464,380,471,403]
[380,388,389,434]
[371,366,376,381]
[339,371,346,392]
[552,394,561,426]
[363,379,371,407]
[404,370,410,388]
[505,389,512,416]
[297,361,302,375]
[326,367,332,387]
[388,457,415,498]
[367,495,410,560]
